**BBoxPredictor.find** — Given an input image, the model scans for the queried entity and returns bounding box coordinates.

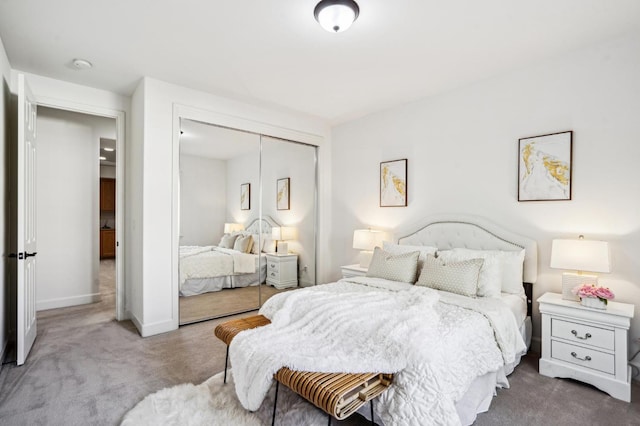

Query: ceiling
[180,119,258,160]
[100,138,116,165]
[1,1,639,124]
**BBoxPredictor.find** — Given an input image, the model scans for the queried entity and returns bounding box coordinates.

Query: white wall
[226,150,260,225]
[100,165,116,178]
[179,154,227,246]
[36,107,116,310]
[330,33,640,358]
[136,77,329,336]
[0,35,12,363]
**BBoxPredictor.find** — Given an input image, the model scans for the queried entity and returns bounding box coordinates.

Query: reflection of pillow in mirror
[262,237,276,253]
[366,247,420,283]
[233,235,254,253]
[219,234,238,249]
[250,234,267,255]
[416,255,483,298]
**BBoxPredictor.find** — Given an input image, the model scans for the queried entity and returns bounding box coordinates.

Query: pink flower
[571,284,615,303]
[595,287,615,300]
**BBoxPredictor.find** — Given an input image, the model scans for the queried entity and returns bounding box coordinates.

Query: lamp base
[359,251,373,268]
[562,272,598,301]
[276,242,288,254]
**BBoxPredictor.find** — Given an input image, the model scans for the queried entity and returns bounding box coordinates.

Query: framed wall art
[518,131,572,201]
[277,177,290,210]
[380,159,407,207]
[240,183,250,210]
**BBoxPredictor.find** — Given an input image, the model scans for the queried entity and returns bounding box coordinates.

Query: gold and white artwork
[518,131,572,201]
[380,159,407,207]
[240,183,250,210]
[277,178,290,210]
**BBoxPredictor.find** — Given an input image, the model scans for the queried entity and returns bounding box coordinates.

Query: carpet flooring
[0,261,638,425]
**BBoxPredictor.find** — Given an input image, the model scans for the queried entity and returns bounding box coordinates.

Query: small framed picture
[518,131,572,201]
[277,178,290,210]
[240,183,250,210]
[380,159,407,207]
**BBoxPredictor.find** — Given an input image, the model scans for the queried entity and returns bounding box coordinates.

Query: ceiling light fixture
[103,147,115,152]
[99,156,106,161]
[72,58,93,70]
[314,0,359,33]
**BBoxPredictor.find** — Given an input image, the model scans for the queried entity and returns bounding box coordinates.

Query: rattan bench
[214,315,393,425]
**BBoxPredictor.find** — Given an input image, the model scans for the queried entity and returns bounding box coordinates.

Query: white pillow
[366,247,420,283]
[382,241,437,270]
[437,249,503,298]
[416,255,483,298]
[250,234,266,255]
[442,248,525,295]
[233,235,254,253]
[219,234,238,249]
[262,237,276,253]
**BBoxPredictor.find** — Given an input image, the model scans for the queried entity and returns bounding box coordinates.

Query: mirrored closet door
[178,122,317,325]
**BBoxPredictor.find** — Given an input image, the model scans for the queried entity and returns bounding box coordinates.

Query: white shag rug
[120,370,332,426]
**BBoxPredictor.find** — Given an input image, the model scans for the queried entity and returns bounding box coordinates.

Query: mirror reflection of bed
[178,120,317,325]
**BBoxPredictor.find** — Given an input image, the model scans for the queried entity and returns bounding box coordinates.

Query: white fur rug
[120,370,330,426]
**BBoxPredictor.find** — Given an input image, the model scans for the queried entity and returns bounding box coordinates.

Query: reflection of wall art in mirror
[518,131,572,201]
[240,183,251,210]
[380,159,407,207]
[277,177,290,210]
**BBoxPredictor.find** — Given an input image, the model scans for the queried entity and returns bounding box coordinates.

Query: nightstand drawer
[268,261,280,273]
[551,340,614,375]
[268,268,280,280]
[551,318,614,351]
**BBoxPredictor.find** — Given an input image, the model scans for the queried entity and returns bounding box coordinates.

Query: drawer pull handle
[270,264,276,268]
[571,330,592,340]
[271,273,275,276]
[570,352,592,362]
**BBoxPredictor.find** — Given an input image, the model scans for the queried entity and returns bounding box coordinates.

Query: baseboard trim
[130,313,175,338]
[36,293,101,311]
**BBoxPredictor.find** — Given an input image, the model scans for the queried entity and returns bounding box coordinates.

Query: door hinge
[25,252,37,258]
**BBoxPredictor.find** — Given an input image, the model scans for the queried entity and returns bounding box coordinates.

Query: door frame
[36,95,126,321]
[171,104,324,328]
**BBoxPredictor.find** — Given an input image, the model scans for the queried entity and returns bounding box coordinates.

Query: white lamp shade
[314,0,359,33]
[224,223,244,234]
[272,226,296,241]
[550,239,611,273]
[352,229,385,251]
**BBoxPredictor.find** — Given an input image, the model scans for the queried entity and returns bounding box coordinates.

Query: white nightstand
[341,264,368,279]
[265,253,298,289]
[538,292,635,402]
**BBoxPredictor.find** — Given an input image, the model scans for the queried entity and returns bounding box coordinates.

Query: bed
[179,217,279,296]
[228,214,537,425]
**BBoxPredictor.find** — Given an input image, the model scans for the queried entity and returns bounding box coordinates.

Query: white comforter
[230,277,526,426]
[179,247,257,286]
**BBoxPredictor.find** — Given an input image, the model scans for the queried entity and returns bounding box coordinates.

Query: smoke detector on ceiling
[72,58,93,70]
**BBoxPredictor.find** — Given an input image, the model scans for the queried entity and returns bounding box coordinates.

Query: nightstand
[538,292,635,402]
[265,253,298,289]
[341,264,368,279]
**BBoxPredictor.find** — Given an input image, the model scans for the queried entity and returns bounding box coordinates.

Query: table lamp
[272,226,296,254]
[550,236,611,301]
[224,223,244,234]
[353,229,385,268]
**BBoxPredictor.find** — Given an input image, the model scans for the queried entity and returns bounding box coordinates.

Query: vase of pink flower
[572,284,614,310]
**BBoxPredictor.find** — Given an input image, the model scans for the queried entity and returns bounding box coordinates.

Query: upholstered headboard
[394,214,538,315]
[245,215,280,235]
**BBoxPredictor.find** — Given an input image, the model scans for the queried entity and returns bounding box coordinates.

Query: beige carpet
[0,262,639,425]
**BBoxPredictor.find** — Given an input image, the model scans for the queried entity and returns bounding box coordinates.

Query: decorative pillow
[382,241,437,270]
[366,247,420,283]
[437,249,502,298]
[233,235,254,253]
[262,237,276,253]
[219,233,239,249]
[416,255,484,298]
[250,234,266,255]
[440,248,525,295]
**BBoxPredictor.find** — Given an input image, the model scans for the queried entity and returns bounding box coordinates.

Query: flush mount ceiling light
[72,58,93,70]
[314,0,359,33]
[103,147,115,152]
[99,156,107,161]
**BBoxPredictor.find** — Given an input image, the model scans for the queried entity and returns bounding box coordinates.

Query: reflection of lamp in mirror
[353,229,385,268]
[272,226,296,254]
[224,223,244,234]
[550,236,611,301]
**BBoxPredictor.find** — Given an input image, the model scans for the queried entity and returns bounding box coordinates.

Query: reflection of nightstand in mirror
[341,264,368,279]
[266,253,298,289]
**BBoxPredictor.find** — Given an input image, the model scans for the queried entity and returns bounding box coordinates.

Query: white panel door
[17,73,38,366]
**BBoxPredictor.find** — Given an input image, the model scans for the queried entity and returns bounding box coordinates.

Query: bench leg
[223,345,229,384]
[272,381,279,426]
[370,399,374,426]
[328,414,331,425]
